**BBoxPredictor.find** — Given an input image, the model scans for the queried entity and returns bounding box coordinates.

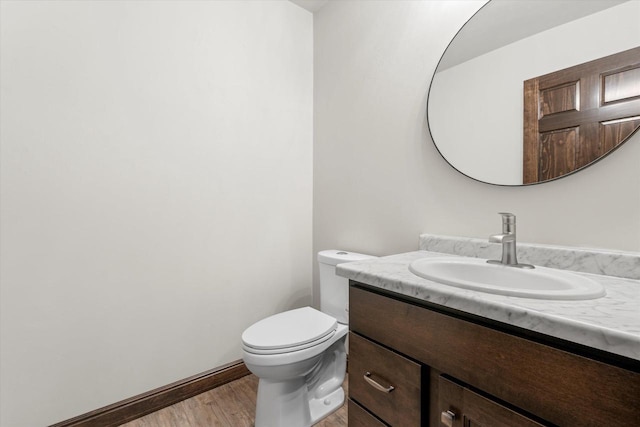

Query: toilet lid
[242,307,337,351]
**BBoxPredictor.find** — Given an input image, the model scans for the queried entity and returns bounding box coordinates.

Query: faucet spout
[487,213,534,269]
[489,233,515,244]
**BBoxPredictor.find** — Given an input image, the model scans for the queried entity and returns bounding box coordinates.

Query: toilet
[241,250,375,427]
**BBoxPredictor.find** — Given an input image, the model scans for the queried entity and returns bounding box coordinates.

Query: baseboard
[50,360,251,427]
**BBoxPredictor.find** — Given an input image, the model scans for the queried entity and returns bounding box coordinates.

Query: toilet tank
[317,250,376,324]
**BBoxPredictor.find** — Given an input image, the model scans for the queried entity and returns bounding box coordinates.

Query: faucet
[487,212,534,269]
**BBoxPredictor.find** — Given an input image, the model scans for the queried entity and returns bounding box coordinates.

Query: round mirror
[427,0,640,186]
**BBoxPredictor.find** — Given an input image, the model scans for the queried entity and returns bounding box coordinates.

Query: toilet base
[253,378,345,427]
[309,386,344,425]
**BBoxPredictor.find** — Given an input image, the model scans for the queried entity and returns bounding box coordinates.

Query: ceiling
[289,0,329,13]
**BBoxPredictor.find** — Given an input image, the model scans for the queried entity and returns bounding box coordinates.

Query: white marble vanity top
[338,249,640,361]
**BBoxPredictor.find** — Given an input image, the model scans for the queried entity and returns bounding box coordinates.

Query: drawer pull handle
[364,371,395,393]
[440,410,456,427]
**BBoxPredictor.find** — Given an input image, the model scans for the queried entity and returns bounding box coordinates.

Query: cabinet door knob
[440,410,456,427]
[363,372,395,393]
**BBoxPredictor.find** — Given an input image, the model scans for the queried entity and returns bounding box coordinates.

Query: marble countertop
[338,250,640,361]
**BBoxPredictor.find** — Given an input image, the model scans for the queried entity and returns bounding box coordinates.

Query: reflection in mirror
[428,0,640,186]
[522,47,640,184]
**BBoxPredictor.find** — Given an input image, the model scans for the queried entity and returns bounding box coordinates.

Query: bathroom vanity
[339,236,640,427]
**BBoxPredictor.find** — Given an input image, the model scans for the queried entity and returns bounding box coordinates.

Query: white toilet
[241,250,374,427]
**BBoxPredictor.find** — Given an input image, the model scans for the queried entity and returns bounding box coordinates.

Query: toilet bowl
[241,250,375,427]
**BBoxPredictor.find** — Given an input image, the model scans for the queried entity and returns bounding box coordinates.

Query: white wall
[430,1,640,184]
[313,0,640,301]
[0,1,312,426]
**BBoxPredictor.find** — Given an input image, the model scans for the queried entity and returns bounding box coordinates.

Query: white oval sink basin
[408,257,606,300]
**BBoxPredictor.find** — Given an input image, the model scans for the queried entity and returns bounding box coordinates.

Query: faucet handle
[497,212,515,223]
[497,212,515,234]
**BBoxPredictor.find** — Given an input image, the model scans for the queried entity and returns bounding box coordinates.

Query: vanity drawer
[348,399,387,427]
[349,332,421,426]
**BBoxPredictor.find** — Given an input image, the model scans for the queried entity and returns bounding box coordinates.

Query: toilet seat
[242,307,337,355]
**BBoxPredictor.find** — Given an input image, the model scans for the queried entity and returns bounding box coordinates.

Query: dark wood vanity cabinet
[348,283,640,427]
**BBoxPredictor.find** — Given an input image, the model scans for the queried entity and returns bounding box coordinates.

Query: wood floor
[119,374,348,426]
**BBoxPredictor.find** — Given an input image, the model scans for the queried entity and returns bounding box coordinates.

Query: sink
[408,257,606,300]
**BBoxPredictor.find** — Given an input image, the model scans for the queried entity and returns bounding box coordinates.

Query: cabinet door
[348,399,387,427]
[438,376,548,427]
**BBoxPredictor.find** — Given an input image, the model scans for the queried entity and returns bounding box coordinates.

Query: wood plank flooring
[119,374,348,426]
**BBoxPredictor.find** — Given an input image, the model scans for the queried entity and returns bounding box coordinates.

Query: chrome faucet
[487,212,534,269]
